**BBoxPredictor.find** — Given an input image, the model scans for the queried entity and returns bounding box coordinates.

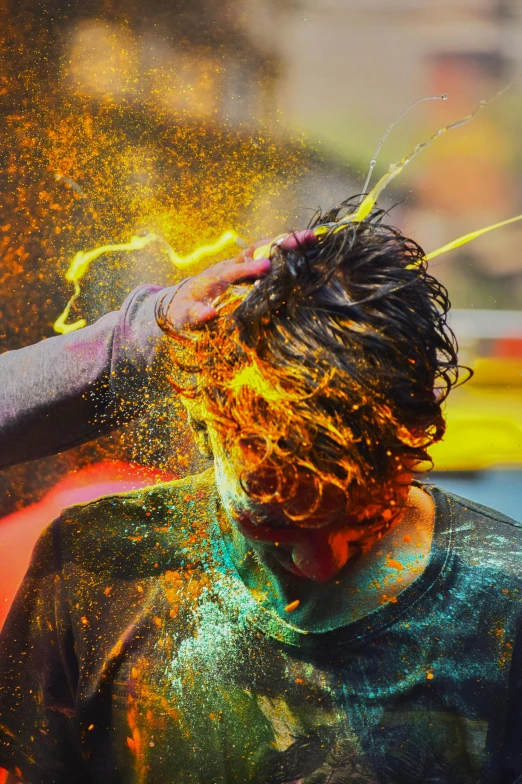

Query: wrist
[154,278,192,338]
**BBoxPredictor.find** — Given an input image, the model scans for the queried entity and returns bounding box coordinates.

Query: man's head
[179,201,462,578]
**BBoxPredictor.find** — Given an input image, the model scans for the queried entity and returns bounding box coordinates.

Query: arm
[0,231,314,471]
[0,284,170,470]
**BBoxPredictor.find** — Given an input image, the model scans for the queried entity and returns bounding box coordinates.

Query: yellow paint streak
[54,85,521,335]
[330,96,490,229]
[423,213,522,262]
[54,230,238,334]
[56,85,520,335]
[53,281,86,334]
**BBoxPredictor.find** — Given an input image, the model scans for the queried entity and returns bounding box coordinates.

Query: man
[0,204,521,784]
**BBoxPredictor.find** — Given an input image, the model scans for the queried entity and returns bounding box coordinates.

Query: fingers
[163,286,218,333]
[185,301,217,327]
[221,256,271,283]
[251,229,318,261]
[160,229,318,336]
[162,255,270,334]
[190,256,270,299]
[234,236,274,264]
[238,229,318,264]
[279,229,317,251]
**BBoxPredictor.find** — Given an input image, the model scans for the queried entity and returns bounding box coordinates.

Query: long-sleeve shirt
[0,284,170,470]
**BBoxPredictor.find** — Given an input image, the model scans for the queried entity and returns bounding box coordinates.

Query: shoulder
[53,468,218,575]
[59,467,215,522]
[425,482,522,578]
[427,483,521,529]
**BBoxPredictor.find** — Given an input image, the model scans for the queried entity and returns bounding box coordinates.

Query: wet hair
[179,199,467,528]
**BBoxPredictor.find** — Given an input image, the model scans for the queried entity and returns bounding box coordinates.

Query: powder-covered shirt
[0,469,522,784]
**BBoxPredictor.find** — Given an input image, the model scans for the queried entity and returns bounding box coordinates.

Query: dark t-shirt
[1,469,522,784]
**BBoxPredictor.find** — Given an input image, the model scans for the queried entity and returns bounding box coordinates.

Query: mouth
[271,546,307,578]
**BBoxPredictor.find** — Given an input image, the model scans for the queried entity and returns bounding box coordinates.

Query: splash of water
[55,80,521,335]
[252,80,521,267]
[360,93,448,197]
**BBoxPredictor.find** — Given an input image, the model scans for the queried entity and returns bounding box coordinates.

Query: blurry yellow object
[472,358,522,386]
[431,360,522,471]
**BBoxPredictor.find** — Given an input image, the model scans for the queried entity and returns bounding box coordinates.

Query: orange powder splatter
[386,558,404,572]
[0,10,313,510]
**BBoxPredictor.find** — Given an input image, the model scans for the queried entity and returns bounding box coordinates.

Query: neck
[218,485,435,632]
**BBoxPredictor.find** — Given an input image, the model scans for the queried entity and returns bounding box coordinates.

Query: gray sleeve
[0,284,178,470]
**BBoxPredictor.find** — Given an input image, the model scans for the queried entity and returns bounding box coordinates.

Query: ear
[187,414,214,460]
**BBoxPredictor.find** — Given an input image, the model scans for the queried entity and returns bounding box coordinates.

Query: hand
[157,230,317,337]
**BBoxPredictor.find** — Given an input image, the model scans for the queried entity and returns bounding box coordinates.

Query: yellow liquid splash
[54,230,239,334]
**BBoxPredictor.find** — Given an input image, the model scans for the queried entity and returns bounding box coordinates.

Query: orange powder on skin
[386,558,404,572]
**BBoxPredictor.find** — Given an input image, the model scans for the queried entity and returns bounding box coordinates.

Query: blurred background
[1,0,521,623]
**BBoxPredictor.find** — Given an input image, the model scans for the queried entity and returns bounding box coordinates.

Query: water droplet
[440,93,448,100]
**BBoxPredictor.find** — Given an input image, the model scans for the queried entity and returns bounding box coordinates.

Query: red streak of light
[0,461,175,629]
